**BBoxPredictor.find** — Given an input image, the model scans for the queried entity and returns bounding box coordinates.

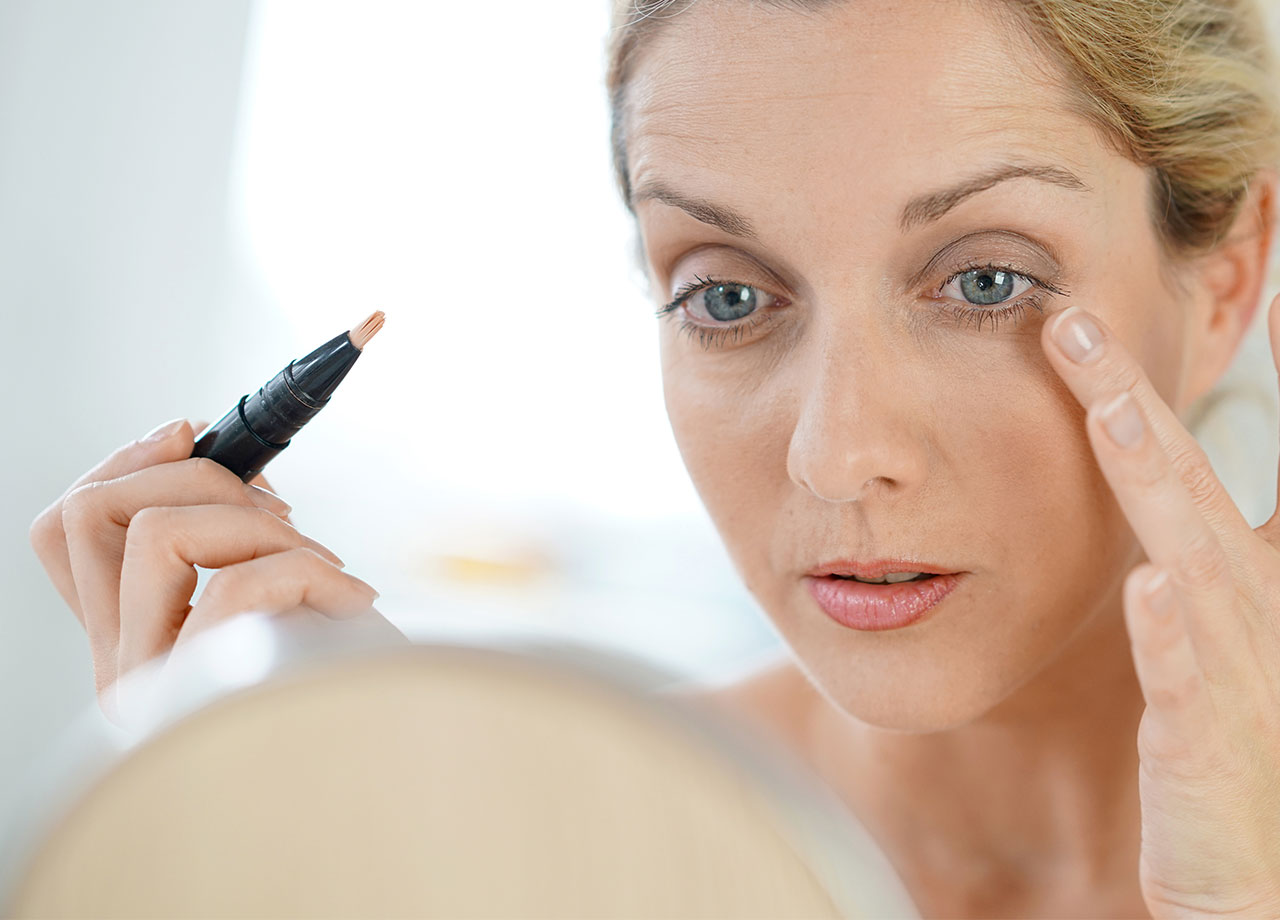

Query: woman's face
[626,0,1199,731]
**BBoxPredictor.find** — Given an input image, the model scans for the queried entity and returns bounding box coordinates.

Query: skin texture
[624,0,1275,915]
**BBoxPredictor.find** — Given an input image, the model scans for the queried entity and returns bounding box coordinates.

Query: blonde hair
[605,0,1280,279]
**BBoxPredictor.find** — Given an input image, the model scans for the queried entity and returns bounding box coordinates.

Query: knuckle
[1137,720,1198,767]
[1174,448,1220,508]
[1098,367,1141,404]
[124,505,173,551]
[1173,531,1232,587]
[189,456,222,477]
[1111,369,1141,398]
[1146,675,1198,711]
[188,455,235,487]
[201,566,251,607]
[28,502,62,554]
[1253,553,1280,611]
[1127,452,1165,493]
[61,482,104,527]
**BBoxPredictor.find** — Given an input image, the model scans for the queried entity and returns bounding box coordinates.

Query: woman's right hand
[27,417,381,718]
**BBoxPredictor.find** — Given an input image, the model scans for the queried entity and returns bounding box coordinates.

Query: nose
[785,334,929,504]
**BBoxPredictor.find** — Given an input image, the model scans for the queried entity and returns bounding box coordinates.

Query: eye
[932,261,1069,333]
[663,276,778,323]
[654,274,784,350]
[940,266,1034,306]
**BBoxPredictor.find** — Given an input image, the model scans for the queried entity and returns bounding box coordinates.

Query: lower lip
[804,573,964,631]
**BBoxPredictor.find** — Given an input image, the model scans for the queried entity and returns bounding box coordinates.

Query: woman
[28,0,1280,916]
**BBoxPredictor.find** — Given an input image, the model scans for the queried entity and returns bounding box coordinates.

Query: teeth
[851,571,926,584]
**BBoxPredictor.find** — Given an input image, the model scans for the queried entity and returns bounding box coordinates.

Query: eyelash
[655,262,1071,349]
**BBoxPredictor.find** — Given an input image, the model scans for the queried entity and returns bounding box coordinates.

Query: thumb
[77,417,204,486]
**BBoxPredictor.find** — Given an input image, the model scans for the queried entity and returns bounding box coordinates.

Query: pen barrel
[191,364,322,482]
[258,363,325,437]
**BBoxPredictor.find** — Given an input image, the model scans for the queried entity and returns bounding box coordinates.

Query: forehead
[625,0,1104,236]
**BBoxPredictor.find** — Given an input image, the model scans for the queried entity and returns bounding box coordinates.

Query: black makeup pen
[191,312,385,482]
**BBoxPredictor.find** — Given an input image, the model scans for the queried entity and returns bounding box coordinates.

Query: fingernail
[305,538,345,568]
[140,418,186,443]
[1143,569,1174,619]
[1100,391,1144,449]
[245,485,292,516]
[1052,307,1104,364]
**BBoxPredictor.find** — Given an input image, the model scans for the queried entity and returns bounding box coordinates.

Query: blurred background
[0,0,787,826]
[2,0,1279,833]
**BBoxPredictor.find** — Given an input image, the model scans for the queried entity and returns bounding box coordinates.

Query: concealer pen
[191,311,385,481]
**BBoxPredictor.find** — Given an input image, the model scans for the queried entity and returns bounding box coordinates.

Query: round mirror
[1,611,920,919]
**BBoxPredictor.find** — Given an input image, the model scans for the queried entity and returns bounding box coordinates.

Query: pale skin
[623,0,1279,917]
[24,0,1280,917]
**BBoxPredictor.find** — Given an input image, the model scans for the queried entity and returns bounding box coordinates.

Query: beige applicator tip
[349,311,386,350]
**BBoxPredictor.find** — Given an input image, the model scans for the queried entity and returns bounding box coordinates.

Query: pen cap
[286,330,363,406]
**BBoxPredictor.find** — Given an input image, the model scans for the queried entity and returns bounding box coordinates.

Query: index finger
[28,417,208,623]
[1041,305,1253,546]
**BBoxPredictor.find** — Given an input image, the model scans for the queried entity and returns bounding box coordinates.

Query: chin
[768,576,1075,735]
[821,683,1005,734]
[799,656,1015,734]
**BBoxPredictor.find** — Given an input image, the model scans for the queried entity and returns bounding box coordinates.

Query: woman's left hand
[1042,294,1280,918]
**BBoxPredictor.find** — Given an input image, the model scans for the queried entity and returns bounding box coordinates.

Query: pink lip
[804,573,964,631]
[807,558,956,580]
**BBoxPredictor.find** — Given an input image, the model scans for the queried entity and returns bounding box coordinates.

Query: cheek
[660,345,788,578]
[959,380,1138,719]
[963,357,1130,574]
[1122,303,1185,411]
[975,379,1139,671]
[662,353,781,502]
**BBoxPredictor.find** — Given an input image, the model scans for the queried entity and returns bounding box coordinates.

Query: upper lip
[806,558,960,579]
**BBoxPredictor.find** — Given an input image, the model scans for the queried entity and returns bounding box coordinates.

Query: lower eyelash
[937,289,1049,333]
[674,313,773,351]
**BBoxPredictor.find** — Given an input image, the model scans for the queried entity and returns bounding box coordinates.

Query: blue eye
[934,261,1067,333]
[701,281,760,322]
[943,266,1031,306]
[654,274,782,350]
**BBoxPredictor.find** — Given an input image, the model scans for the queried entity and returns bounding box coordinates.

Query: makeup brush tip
[349,311,386,350]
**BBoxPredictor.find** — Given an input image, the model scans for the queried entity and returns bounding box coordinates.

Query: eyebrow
[632,181,761,240]
[631,161,1090,240]
[898,162,1091,233]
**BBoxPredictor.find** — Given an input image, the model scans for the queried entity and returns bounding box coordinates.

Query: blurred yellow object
[436,551,548,583]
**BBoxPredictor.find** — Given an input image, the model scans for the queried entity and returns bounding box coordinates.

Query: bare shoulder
[677,657,816,753]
